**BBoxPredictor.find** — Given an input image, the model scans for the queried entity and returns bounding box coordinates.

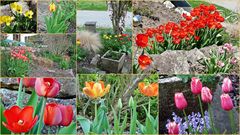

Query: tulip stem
[37,97,47,135]
[17,78,23,107]
[95,102,98,121]
[198,95,207,132]
[148,97,151,115]
[228,110,236,133]
[183,109,191,133]
[208,103,217,134]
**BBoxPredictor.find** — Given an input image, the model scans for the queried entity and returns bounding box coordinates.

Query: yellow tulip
[49,3,56,12]
[24,10,34,19]
[83,81,110,99]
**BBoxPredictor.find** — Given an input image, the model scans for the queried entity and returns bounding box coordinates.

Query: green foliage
[76,47,88,61]
[100,33,132,55]
[176,74,216,84]
[0,97,11,134]
[1,51,29,77]
[45,1,75,33]
[76,0,108,11]
[58,122,77,134]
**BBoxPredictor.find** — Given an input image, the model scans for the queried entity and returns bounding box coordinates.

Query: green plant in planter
[104,51,123,60]
[200,43,237,74]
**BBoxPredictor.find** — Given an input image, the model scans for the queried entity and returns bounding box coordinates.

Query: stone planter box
[100,50,125,73]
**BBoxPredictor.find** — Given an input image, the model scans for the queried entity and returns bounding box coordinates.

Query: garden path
[77,10,132,28]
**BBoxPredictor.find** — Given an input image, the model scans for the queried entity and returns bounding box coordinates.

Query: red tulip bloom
[138,55,152,70]
[58,104,74,126]
[136,34,148,48]
[201,87,213,103]
[216,16,225,22]
[190,77,202,95]
[35,78,61,98]
[155,34,164,43]
[222,77,233,93]
[194,36,200,41]
[167,122,179,134]
[44,103,62,126]
[146,28,155,38]
[208,4,216,11]
[17,78,36,88]
[174,92,188,110]
[2,106,38,133]
[220,94,234,111]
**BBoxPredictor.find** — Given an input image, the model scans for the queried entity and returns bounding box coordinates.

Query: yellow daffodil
[49,3,56,12]
[24,10,34,19]
[76,39,81,45]
[0,16,14,26]
[10,2,22,14]
[83,81,110,99]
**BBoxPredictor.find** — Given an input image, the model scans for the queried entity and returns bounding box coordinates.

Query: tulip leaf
[27,90,38,114]
[77,116,91,133]
[58,122,76,134]
[0,98,11,134]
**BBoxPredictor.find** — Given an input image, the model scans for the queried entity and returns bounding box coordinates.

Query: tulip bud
[201,87,212,103]
[191,77,202,95]
[167,122,179,134]
[35,78,61,98]
[220,94,233,111]
[44,103,62,126]
[174,92,188,110]
[222,77,233,93]
[117,98,123,109]
[17,78,36,88]
[58,104,73,126]
[129,96,134,108]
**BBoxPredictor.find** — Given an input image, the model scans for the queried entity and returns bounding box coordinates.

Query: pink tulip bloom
[201,87,212,103]
[167,122,179,134]
[174,92,188,110]
[191,77,202,95]
[58,104,73,126]
[17,78,36,88]
[220,94,234,111]
[35,78,61,98]
[44,103,62,126]
[222,77,233,93]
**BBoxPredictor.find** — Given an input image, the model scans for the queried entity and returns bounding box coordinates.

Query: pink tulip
[220,94,233,111]
[174,92,188,110]
[17,78,36,88]
[35,78,61,98]
[167,122,179,134]
[191,77,202,95]
[58,104,73,126]
[201,87,212,103]
[222,77,233,93]
[44,103,62,126]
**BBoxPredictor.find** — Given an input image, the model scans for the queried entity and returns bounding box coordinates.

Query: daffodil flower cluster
[0,2,36,33]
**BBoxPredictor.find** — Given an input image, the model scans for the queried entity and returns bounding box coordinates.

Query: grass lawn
[77,0,108,11]
[187,0,239,23]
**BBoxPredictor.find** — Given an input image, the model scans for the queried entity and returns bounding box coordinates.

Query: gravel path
[77,10,132,28]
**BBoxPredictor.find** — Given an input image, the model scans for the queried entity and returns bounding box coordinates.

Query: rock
[151,50,190,74]
[90,54,100,66]
[80,66,106,74]
[199,45,219,57]
[163,1,175,9]
[0,78,76,99]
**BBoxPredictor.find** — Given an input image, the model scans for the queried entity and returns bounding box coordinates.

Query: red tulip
[167,122,179,134]
[220,94,234,111]
[201,87,212,103]
[136,34,148,48]
[58,104,73,126]
[2,106,38,133]
[222,77,233,93]
[35,78,61,98]
[174,92,188,110]
[155,34,164,43]
[190,77,202,95]
[17,78,36,88]
[44,103,62,126]
[138,55,152,70]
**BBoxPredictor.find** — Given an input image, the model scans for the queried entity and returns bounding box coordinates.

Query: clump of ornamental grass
[77,31,103,54]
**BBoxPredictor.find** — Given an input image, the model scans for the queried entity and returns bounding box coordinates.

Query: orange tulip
[83,81,110,99]
[138,82,158,97]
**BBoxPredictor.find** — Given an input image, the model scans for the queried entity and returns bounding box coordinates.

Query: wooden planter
[100,50,126,73]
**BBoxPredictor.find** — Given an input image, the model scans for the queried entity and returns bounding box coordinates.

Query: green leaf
[27,90,38,114]
[77,116,91,134]
[130,102,137,134]
[58,122,76,134]
[0,98,11,134]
